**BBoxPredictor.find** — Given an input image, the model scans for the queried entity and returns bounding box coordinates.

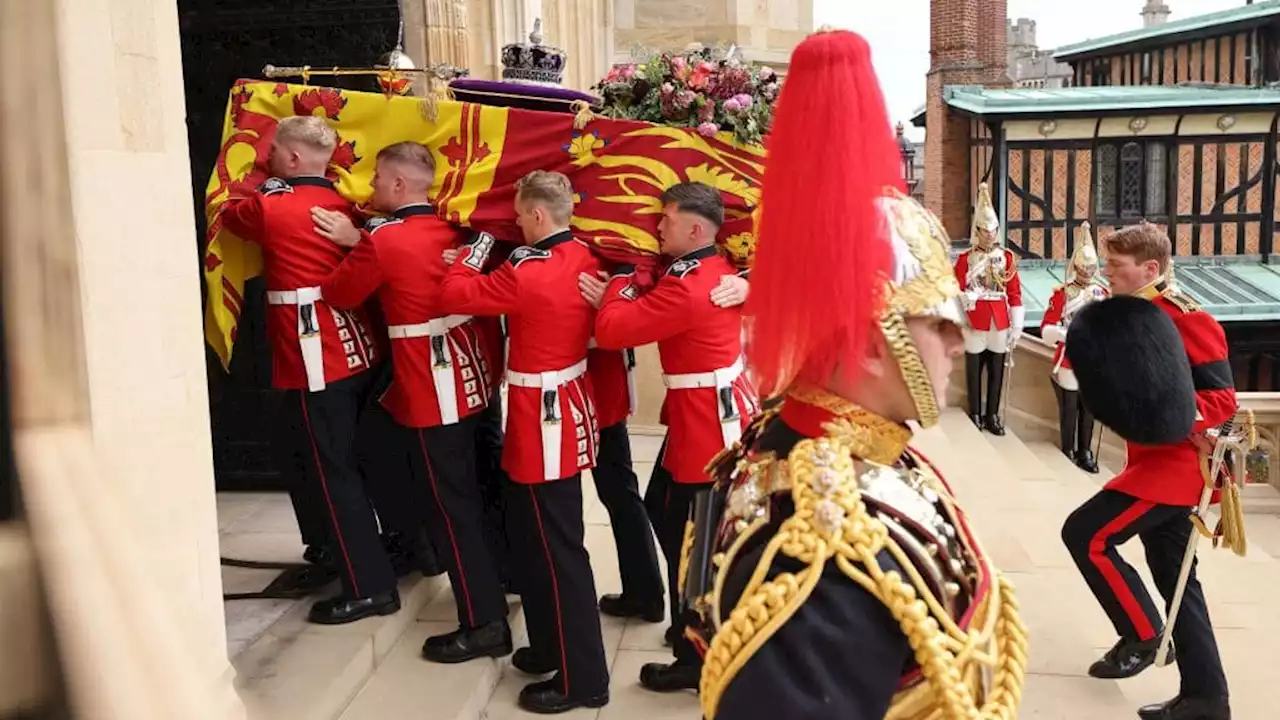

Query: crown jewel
[501,19,568,87]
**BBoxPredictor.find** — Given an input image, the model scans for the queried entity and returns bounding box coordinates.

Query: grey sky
[813,0,1249,141]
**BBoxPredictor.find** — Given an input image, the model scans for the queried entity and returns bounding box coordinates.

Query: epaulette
[698,424,1029,720]
[364,216,402,234]
[1163,290,1202,314]
[508,245,552,268]
[259,177,292,196]
[667,258,701,278]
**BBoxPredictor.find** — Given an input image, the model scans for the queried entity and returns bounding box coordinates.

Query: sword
[1155,416,1238,667]
[999,339,1016,427]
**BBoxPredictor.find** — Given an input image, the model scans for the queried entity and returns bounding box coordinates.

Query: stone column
[422,0,471,69]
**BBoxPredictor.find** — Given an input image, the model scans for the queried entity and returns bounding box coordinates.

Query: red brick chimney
[926,0,984,241]
[979,0,1012,86]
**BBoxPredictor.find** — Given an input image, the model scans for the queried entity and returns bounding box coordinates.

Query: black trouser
[285,371,397,599]
[1062,489,1228,698]
[408,414,508,628]
[643,437,703,665]
[358,397,427,541]
[475,388,513,587]
[507,475,609,699]
[593,422,664,604]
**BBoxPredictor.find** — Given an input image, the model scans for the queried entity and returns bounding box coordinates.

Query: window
[1091,59,1112,86]
[1141,52,1153,84]
[1094,140,1169,221]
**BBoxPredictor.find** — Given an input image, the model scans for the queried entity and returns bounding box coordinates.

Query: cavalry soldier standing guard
[1039,222,1109,473]
[220,115,399,624]
[680,29,1028,719]
[310,141,511,663]
[1061,223,1235,720]
[581,181,759,694]
[438,170,610,714]
[953,183,1024,435]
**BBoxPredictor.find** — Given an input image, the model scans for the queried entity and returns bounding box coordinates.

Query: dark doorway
[177,1,402,491]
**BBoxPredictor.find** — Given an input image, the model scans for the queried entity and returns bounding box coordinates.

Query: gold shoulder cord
[700,425,1029,719]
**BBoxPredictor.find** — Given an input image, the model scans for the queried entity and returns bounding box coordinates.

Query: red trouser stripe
[418,430,475,626]
[1088,500,1158,640]
[300,393,361,597]
[529,486,570,695]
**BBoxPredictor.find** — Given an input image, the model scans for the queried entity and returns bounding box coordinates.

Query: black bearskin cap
[1064,295,1195,445]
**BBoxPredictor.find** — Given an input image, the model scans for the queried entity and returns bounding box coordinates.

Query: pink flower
[696,61,715,74]
[733,93,753,108]
[759,66,775,81]
[697,122,718,137]
[661,82,675,95]
[620,65,636,79]
[723,98,742,112]
[671,56,687,72]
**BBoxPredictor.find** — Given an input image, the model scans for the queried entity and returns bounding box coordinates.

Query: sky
[813,0,1252,141]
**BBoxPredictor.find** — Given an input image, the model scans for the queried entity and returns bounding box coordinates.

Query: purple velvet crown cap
[448,78,602,114]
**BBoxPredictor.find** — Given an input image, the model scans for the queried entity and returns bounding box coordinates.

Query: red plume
[743,30,902,397]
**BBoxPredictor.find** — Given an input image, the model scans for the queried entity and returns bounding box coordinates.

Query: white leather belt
[268,286,326,392]
[663,357,744,390]
[507,358,588,481]
[507,359,588,389]
[975,291,1008,301]
[387,315,472,339]
[663,357,745,448]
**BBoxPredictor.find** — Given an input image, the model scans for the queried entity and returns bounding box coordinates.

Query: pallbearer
[953,183,1024,435]
[311,141,511,661]
[1039,222,1109,473]
[220,115,397,624]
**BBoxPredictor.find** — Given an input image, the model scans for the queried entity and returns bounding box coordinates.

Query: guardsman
[1040,222,1110,472]
[438,170,610,714]
[588,269,751,630]
[680,29,1028,719]
[953,182,1024,435]
[1061,223,1234,720]
[309,141,511,662]
[219,115,398,624]
[581,181,759,693]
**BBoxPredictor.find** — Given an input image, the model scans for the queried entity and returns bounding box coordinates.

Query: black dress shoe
[983,414,1007,436]
[517,677,609,714]
[303,544,333,567]
[1137,695,1230,720]
[307,591,401,625]
[422,620,513,663]
[1089,636,1164,679]
[512,647,557,675]
[599,593,664,623]
[639,660,700,692]
[1076,450,1100,474]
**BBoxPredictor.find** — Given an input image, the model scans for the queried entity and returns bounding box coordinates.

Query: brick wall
[978,0,1009,85]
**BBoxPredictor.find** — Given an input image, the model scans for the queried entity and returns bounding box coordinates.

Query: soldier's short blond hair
[377,141,436,188]
[275,115,338,154]
[515,170,574,225]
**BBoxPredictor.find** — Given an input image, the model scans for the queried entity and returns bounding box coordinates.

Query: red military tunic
[220,176,378,391]
[595,245,759,484]
[953,248,1022,332]
[1106,284,1237,507]
[439,229,602,484]
[1039,281,1110,371]
[588,344,636,429]
[318,203,493,428]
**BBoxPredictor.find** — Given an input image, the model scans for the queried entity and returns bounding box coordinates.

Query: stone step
[233,572,446,720]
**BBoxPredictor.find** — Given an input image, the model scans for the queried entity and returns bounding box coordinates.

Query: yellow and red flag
[203,80,765,368]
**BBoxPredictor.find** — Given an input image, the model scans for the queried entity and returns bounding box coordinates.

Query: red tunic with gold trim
[1106,286,1237,507]
[439,229,602,484]
[319,203,492,428]
[1039,281,1109,371]
[220,176,378,391]
[594,245,759,484]
[953,248,1022,332]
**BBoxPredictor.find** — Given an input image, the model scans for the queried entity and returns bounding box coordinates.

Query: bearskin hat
[1064,295,1196,445]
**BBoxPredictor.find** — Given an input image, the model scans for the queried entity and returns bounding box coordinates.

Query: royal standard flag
[203,80,765,368]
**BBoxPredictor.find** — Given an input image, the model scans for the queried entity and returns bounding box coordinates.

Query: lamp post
[896,122,918,197]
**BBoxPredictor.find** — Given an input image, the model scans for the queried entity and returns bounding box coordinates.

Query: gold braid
[700,428,1029,720]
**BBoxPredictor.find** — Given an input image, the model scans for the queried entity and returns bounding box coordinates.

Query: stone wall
[612,0,813,70]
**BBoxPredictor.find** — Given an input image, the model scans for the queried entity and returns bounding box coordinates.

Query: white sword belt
[386,315,473,339]
[506,358,589,390]
[267,286,327,393]
[507,358,589,481]
[385,315,475,425]
[663,357,746,449]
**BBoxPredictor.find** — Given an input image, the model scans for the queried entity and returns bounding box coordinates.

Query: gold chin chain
[879,311,942,428]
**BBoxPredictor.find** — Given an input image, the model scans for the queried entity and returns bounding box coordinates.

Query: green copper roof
[1055,0,1280,60]
[943,84,1280,118]
[1013,258,1280,327]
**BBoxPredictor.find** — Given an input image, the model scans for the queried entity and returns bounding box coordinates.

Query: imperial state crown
[500,19,568,86]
